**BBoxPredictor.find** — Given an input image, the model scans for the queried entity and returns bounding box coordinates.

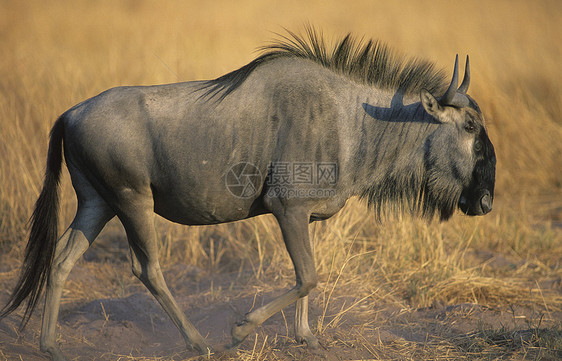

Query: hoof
[196,345,213,358]
[296,334,320,349]
[229,318,253,349]
[189,339,213,357]
[41,345,70,361]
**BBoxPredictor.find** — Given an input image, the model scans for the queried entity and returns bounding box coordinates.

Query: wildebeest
[1,28,495,360]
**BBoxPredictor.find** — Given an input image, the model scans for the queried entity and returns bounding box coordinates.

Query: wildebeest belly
[150,177,268,225]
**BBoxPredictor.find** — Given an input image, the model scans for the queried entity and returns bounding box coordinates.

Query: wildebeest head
[420,55,496,219]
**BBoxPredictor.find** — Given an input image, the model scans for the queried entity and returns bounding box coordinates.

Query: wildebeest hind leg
[117,204,211,355]
[40,201,114,361]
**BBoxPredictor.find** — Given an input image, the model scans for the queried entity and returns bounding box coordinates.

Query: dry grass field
[1,0,561,360]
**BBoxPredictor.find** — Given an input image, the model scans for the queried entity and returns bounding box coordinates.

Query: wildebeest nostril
[480,193,492,214]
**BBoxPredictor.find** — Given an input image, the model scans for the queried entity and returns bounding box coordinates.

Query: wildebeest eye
[464,120,476,133]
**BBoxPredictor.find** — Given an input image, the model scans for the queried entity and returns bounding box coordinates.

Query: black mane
[202,27,447,100]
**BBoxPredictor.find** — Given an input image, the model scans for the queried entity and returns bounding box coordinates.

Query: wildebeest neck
[352,91,438,216]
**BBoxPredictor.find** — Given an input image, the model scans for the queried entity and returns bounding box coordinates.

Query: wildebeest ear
[420,89,445,120]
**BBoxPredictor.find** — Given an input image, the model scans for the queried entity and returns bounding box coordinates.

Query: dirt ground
[1,231,560,361]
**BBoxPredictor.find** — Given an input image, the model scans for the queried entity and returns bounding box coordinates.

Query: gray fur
[1,29,495,360]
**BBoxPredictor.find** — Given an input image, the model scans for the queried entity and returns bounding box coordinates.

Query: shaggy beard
[362,171,463,221]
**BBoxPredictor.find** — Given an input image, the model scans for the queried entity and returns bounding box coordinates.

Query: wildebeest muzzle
[458,154,495,216]
[459,188,493,216]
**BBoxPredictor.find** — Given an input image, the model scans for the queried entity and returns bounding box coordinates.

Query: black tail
[0,117,65,328]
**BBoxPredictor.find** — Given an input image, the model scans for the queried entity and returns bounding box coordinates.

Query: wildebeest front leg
[230,205,317,348]
[295,296,320,348]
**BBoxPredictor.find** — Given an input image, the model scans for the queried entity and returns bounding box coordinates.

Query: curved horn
[440,54,459,105]
[458,55,470,94]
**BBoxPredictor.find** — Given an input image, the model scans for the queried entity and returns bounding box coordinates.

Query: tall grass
[0,0,560,315]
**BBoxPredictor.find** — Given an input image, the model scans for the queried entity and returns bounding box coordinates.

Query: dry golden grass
[0,0,561,359]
